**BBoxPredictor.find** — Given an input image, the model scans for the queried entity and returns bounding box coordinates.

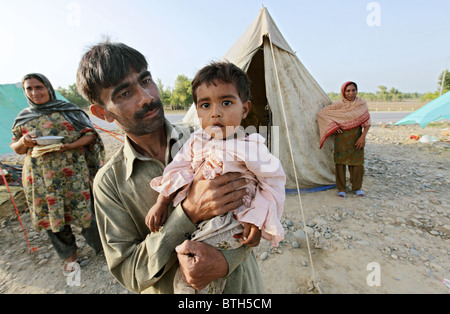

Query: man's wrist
[167,203,197,236]
[180,199,200,224]
[215,250,229,278]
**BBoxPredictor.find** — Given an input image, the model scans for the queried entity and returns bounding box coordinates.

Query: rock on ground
[1,123,449,294]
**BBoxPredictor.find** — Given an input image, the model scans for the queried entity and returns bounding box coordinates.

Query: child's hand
[239,223,261,247]
[145,202,169,233]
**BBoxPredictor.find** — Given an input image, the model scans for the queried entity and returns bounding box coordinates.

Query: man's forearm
[96,190,196,293]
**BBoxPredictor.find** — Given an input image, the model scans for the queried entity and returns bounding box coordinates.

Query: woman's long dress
[12,112,95,232]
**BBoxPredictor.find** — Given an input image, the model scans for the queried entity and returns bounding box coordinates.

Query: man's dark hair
[191,62,251,105]
[76,41,148,105]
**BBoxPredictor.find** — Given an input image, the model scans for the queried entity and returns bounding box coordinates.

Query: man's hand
[182,170,248,224]
[176,240,228,291]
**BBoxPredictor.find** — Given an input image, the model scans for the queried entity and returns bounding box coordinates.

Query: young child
[145,62,286,294]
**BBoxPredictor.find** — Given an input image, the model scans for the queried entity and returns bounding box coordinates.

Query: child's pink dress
[152,128,286,244]
[151,128,286,293]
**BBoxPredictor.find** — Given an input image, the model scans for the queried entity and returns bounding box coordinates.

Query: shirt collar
[123,118,187,180]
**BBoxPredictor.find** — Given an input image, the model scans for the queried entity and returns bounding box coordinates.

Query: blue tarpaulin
[0,83,68,155]
[395,91,450,128]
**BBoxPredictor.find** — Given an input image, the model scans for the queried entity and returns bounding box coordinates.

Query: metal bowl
[34,136,65,146]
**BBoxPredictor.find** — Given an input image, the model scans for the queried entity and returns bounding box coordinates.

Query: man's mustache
[134,100,163,119]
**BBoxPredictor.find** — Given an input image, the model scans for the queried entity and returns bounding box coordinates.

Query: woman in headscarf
[10,73,106,274]
[318,81,371,198]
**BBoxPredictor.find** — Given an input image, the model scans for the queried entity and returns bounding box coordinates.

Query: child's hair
[191,61,251,105]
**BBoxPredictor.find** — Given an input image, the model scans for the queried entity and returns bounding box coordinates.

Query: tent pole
[267,104,272,151]
[440,57,449,96]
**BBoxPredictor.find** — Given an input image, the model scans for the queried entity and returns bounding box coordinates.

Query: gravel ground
[1,122,449,294]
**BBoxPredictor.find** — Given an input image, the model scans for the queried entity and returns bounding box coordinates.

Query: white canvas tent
[182,7,335,190]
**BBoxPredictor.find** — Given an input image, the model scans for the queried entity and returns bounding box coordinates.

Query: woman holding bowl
[10,73,105,274]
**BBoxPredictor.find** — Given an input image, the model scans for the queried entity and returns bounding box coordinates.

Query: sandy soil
[0,122,449,294]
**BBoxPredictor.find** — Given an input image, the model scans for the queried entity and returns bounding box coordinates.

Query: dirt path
[1,123,449,294]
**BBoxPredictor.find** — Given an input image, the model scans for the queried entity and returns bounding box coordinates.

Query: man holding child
[76,41,266,294]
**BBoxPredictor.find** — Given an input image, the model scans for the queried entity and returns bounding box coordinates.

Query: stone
[285,219,294,228]
[37,259,48,266]
[260,252,268,260]
[293,229,306,240]
[312,218,327,225]
[18,260,32,271]
[304,226,314,236]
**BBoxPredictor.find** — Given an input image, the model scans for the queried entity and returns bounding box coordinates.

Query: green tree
[421,69,450,102]
[389,87,402,101]
[421,91,440,102]
[157,79,172,109]
[329,86,422,102]
[438,69,450,94]
[327,92,340,101]
[376,85,388,101]
[56,84,90,108]
[359,92,377,101]
[170,74,192,110]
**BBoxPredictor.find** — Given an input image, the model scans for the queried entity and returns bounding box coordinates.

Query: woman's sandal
[62,252,79,276]
[355,190,365,198]
[63,260,79,276]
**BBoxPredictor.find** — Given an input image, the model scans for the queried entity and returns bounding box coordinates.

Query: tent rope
[93,123,124,143]
[0,121,123,254]
[267,35,322,294]
[0,166,37,254]
[0,123,123,255]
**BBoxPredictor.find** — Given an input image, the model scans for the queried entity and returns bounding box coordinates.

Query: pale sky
[0,0,449,93]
